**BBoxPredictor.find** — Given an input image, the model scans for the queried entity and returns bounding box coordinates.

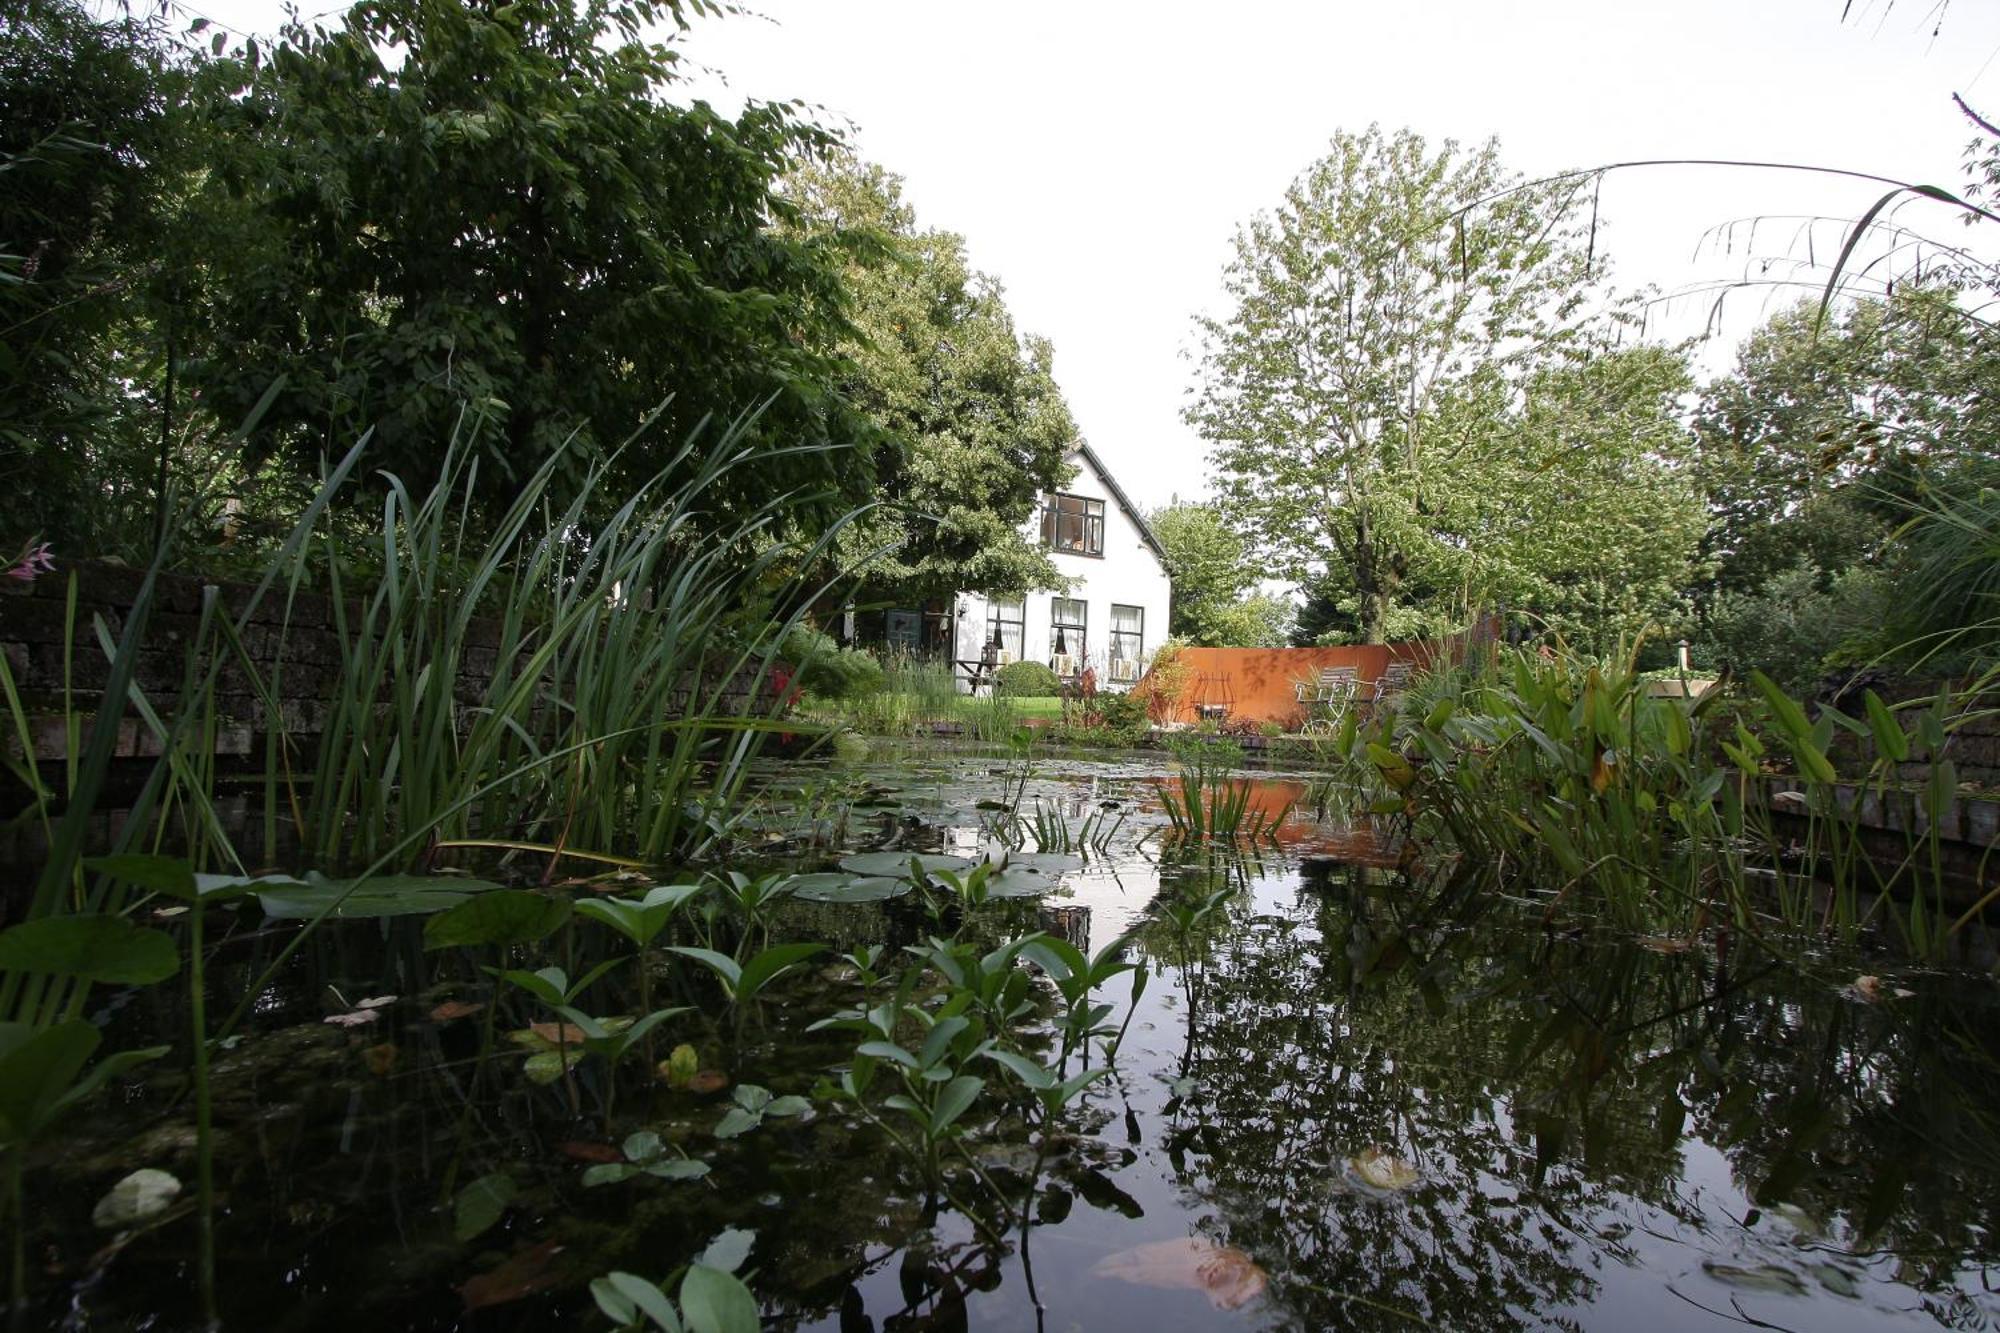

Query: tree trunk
[1352,506,1389,644]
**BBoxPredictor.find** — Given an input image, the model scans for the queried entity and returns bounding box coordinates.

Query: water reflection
[29,744,2000,1331]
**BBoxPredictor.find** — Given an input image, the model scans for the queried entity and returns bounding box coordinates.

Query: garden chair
[1293,666,1358,734]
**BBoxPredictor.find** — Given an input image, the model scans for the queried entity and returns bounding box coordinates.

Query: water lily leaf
[259,875,484,921]
[91,1168,181,1229]
[460,1237,565,1310]
[981,867,1062,899]
[765,1095,811,1118]
[695,1226,756,1275]
[646,1158,711,1181]
[1002,852,1084,874]
[453,1172,515,1241]
[1352,1146,1420,1191]
[582,1163,641,1187]
[430,1000,483,1023]
[522,1049,584,1084]
[714,1107,761,1139]
[558,1140,623,1164]
[1703,1261,1807,1295]
[425,889,571,949]
[0,915,180,985]
[1090,1237,1268,1310]
[784,873,911,903]
[512,1023,589,1048]
[838,852,975,878]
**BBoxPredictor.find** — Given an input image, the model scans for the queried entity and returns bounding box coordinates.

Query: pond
[21,741,2000,1331]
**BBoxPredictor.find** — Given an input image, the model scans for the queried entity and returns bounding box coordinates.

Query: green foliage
[1701,564,1896,692]
[780,624,885,700]
[1191,125,1621,644]
[1693,291,1991,603]
[787,155,1078,600]
[190,0,876,522]
[994,660,1061,698]
[0,1,182,556]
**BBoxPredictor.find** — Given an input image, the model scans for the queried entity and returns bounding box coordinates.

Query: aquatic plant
[1327,642,1992,953]
[1158,737,1289,845]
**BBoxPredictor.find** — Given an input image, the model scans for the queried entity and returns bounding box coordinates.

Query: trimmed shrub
[781,624,886,700]
[995,659,1061,698]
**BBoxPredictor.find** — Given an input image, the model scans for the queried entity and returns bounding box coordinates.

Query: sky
[190,0,2000,511]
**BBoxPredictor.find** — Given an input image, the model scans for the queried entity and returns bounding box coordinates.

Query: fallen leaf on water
[1702,1260,1806,1295]
[1352,1146,1421,1192]
[92,1169,182,1230]
[1639,935,1693,954]
[324,1009,381,1028]
[459,1239,565,1310]
[356,994,398,1010]
[429,1000,482,1023]
[529,1022,589,1045]
[361,1042,399,1076]
[688,1069,730,1095]
[1849,975,1885,1003]
[1091,1237,1267,1310]
[558,1140,623,1164]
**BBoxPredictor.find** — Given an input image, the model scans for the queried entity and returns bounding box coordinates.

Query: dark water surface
[25,742,2000,1331]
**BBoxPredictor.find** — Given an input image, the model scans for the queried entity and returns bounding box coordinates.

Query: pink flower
[5,542,54,583]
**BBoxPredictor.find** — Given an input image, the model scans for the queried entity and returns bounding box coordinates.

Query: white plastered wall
[951,450,1171,693]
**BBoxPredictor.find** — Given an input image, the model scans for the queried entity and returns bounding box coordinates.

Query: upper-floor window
[1040,493,1104,557]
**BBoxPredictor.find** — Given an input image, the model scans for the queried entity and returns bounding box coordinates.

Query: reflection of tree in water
[1149,867,2000,1329]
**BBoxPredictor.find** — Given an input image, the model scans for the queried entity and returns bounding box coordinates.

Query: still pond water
[28,742,2000,1331]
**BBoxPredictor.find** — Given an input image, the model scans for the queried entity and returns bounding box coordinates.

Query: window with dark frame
[1050,597,1087,674]
[985,596,1024,662]
[1109,604,1144,680]
[1040,493,1105,556]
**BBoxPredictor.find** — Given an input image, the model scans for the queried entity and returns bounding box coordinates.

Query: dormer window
[1040,493,1104,556]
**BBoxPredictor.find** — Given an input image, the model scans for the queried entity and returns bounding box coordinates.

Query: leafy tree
[1692,289,1994,602]
[1188,125,1613,643]
[190,0,878,522]
[1464,345,1708,653]
[1149,501,1292,646]
[0,0,178,553]
[785,156,1077,600]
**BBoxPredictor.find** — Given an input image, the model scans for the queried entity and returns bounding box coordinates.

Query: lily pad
[1004,851,1085,874]
[259,874,495,921]
[982,866,1065,899]
[92,1168,182,1229]
[785,873,912,903]
[837,852,975,878]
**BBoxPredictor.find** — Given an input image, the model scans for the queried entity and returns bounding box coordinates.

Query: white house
[945,444,1172,693]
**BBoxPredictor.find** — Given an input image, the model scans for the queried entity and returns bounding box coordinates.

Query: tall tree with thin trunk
[1187,125,1615,642]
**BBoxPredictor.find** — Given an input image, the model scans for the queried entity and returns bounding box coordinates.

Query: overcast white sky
[194,0,2000,510]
